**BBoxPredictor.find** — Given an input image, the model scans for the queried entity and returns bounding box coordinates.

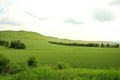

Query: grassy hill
[0,30,48,40]
[0,30,120,68]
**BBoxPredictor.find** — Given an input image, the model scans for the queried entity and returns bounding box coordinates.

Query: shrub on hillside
[57,62,70,70]
[27,56,38,68]
[0,54,10,74]
[9,63,24,74]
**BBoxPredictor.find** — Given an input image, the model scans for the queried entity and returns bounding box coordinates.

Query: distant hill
[0,30,47,40]
[0,30,110,44]
[107,41,120,44]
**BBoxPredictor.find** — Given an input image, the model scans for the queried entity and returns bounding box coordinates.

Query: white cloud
[92,8,115,22]
[109,0,120,5]
[0,0,120,41]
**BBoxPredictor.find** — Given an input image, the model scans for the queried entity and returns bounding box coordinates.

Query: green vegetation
[0,54,10,74]
[13,67,120,80]
[0,55,120,80]
[0,31,120,68]
[0,30,120,80]
[0,40,26,49]
[0,40,9,47]
[49,41,119,48]
[0,54,24,75]
[9,40,25,49]
[27,56,38,68]
[1,64,120,80]
[57,62,70,70]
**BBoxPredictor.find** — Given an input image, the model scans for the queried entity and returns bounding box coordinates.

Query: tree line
[0,40,25,49]
[48,41,119,48]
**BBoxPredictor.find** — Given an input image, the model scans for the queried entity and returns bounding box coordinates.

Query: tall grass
[13,67,120,80]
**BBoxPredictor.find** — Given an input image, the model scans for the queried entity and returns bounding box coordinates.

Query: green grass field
[0,31,120,68]
[1,31,120,80]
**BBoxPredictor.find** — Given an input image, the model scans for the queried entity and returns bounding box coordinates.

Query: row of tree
[0,40,25,49]
[48,41,119,48]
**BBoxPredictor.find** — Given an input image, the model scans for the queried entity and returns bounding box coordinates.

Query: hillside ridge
[0,30,110,43]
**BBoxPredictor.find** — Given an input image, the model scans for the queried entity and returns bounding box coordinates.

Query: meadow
[0,31,120,80]
[0,31,120,68]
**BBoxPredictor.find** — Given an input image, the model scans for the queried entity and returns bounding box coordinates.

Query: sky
[0,0,120,41]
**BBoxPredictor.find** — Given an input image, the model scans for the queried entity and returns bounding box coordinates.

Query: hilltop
[0,30,109,43]
[0,30,47,40]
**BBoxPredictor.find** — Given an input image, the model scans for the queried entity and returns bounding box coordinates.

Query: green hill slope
[0,30,108,44]
[0,30,47,40]
[0,30,120,68]
[0,30,74,49]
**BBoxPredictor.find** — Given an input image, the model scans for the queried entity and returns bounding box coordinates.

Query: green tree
[110,44,114,48]
[9,40,26,49]
[113,44,120,48]
[116,44,119,48]
[101,43,106,48]
[9,41,15,48]
[106,43,110,48]
[4,41,9,47]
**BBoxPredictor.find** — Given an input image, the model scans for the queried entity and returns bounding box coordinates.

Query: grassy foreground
[1,66,120,80]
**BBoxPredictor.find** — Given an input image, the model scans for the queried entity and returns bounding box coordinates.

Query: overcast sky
[0,0,120,41]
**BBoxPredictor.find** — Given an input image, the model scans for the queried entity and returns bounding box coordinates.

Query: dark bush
[9,64,24,74]
[0,54,10,74]
[27,56,37,68]
[57,62,70,70]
